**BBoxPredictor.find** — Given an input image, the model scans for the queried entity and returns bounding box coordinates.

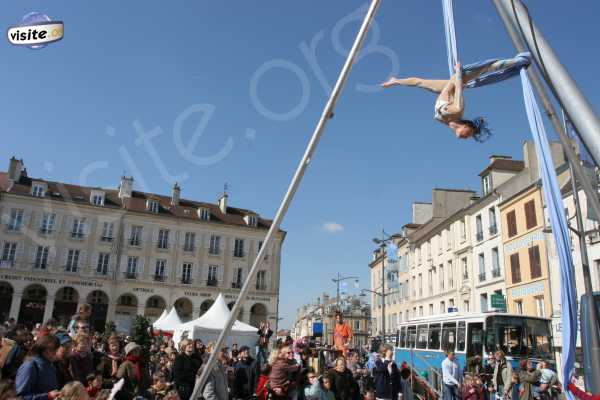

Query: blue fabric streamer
[463,52,531,88]
[520,69,577,398]
[442,0,458,76]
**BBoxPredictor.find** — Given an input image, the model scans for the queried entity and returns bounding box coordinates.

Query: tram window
[457,321,466,352]
[442,322,457,352]
[467,322,484,356]
[525,319,552,358]
[486,316,527,356]
[400,327,407,348]
[417,325,428,349]
[407,326,417,348]
[428,323,441,350]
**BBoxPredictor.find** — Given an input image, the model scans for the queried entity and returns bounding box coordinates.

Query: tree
[131,315,152,359]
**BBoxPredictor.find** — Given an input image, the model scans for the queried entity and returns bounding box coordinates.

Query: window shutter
[120,256,128,272]
[176,263,182,278]
[136,257,143,274]
[529,246,542,279]
[61,248,69,267]
[152,228,159,244]
[30,212,38,231]
[202,264,209,281]
[266,270,272,289]
[28,245,37,264]
[125,224,132,240]
[49,247,57,264]
[203,235,210,249]
[80,250,88,267]
[92,252,99,271]
[510,253,521,283]
[53,214,62,232]
[22,210,30,228]
[218,265,224,282]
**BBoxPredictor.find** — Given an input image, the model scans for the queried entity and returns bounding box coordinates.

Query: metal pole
[191,1,382,397]
[337,272,341,311]
[495,0,600,168]
[565,115,600,393]
[381,243,386,340]
[493,0,600,387]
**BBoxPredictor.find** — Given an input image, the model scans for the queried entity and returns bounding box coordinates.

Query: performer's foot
[381,77,400,88]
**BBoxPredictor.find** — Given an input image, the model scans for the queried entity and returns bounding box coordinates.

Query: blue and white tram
[395,312,554,373]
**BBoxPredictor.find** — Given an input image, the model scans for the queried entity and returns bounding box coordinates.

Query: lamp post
[361,287,399,342]
[372,231,396,339]
[331,273,359,311]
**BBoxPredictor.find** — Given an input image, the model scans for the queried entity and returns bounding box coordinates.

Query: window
[154,259,167,281]
[460,219,467,241]
[478,253,486,282]
[7,209,24,231]
[416,325,428,349]
[183,232,196,252]
[529,245,542,279]
[157,229,169,249]
[428,269,433,295]
[101,222,114,242]
[126,257,138,279]
[91,192,105,206]
[34,246,49,269]
[535,296,545,317]
[97,253,110,275]
[492,247,501,277]
[440,301,446,313]
[407,326,417,348]
[449,298,455,307]
[207,265,218,286]
[71,218,86,239]
[256,270,267,291]
[441,322,457,352]
[234,238,245,258]
[429,303,434,315]
[1,242,17,266]
[463,300,470,312]
[148,200,160,213]
[448,261,454,288]
[439,264,444,291]
[124,227,141,248]
[524,200,537,229]
[419,306,423,317]
[411,276,416,297]
[457,321,466,351]
[428,324,441,350]
[32,183,46,197]
[446,229,452,249]
[462,257,468,280]
[209,235,220,255]
[232,267,243,289]
[515,300,524,315]
[182,262,193,284]
[482,174,492,196]
[199,208,210,221]
[247,215,257,227]
[480,293,488,312]
[40,213,56,234]
[510,253,521,283]
[66,249,80,272]
[418,274,422,297]
[507,210,517,238]
[489,207,498,235]
[476,215,483,241]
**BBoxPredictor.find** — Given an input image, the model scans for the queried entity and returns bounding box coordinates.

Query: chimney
[218,192,228,214]
[118,176,134,199]
[7,157,23,182]
[489,155,512,164]
[171,182,181,206]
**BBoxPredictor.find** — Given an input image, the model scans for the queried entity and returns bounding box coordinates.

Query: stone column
[9,291,23,321]
[137,303,145,317]
[106,301,117,324]
[43,296,56,323]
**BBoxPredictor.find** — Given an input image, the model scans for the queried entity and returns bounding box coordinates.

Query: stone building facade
[0,157,284,333]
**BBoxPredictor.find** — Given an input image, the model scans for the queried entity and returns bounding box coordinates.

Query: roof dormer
[31,181,47,197]
[244,213,258,227]
[198,207,210,221]
[147,198,160,214]
[90,189,105,206]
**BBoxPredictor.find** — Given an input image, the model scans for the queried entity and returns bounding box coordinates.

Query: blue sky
[2,1,599,328]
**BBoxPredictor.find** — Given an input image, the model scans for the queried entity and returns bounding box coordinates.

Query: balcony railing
[70,232,85,240]
[33,262,48,270]
[208,248,220,256]
[95,268,109,276]
[181,277,193,285]
[256,283,267,291]
[478,272,486,282]
[0,260,15,268]
[207,279,218,287]
[6,225,22,233]
[492,268,501,278]
[128,238,142,247]
[100,236,114,243]
[183,245,195,252]
[154,274,167,282]
[65,266,79,273]
[124,272,137,280]
[39,228,55,235]
[231,281,242,289]
[489,224,498,235]
[476,231,484,242]
[233,250,245,258]
[156,242,169,250]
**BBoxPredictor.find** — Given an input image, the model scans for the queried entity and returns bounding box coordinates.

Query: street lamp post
[372,231,395,339]
[361,287,399,341]
[331,273,359,311]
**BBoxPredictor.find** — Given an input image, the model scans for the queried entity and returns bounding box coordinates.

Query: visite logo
[7,12,63,49]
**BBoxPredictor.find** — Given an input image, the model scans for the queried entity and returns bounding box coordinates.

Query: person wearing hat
[174,339,202,400]
[333,311,353,357]
[115,342,150,400]
[233,345,258,400]
[193,347,229,400]
[53,332,74,387]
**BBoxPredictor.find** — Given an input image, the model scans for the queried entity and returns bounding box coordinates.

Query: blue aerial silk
[463,52,531,88]
[521,69,578,396]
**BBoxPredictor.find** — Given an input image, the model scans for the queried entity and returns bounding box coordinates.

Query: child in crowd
[321,375,336,400]
[85,373,103,398]
[462,374,484,400]
[70,333,95,385]
[506,372,520,400]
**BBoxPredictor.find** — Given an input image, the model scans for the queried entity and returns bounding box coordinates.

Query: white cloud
[322,222,344,234]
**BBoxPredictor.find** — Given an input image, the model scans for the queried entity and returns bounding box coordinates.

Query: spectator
[442,351,462,400]
[518,360,541,400]
[568,375,600,400]
[373,346,399,400]
[493,351,512,399]
[256,322,273,368]
[462,375,485,400]
[174,339,202,400]
[0,379,16,400]
[233,345,258,400]
[67,304,92,337]
[269,345,301,400]
[304,369,324,400]
[52,332,73,388]
[255,364,271,400]
[59,381,89,400]
[2,325,31,380]
[15,334,61,400]
[333,312,353,357]
[96,334,121,384]
[399,363,414,400]
[506,372,520,400]
[194,348,229,400]
[85,373,102,398]
[115,342,150,400]
[321,375,336,400]
[69,333,94,384]
[329,356,360,400]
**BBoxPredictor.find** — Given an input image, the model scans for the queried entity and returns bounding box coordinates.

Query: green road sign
[491,293,506,309]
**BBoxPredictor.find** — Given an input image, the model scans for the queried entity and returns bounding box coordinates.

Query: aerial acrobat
[381,53,531,141]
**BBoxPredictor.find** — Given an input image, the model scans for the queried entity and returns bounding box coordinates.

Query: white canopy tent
[153,307,182,332]
[152,309,168,326]
[173,294,258,349]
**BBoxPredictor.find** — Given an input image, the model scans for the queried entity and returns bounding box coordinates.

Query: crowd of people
[0,305,597,400]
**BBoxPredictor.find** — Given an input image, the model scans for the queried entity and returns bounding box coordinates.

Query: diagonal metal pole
[492,0,600,390]
[191,1,382,397]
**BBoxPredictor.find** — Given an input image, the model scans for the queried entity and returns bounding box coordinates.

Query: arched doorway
[18,284,47,327]
[249,303,268,327]
[53,287,79,328]
[227,301,243,320]
[199,299,213,317]
[0,282,13,322]
[115,293,138,333]
[174,297,193,322]
[145,296,166,322]
[87,290,109,332]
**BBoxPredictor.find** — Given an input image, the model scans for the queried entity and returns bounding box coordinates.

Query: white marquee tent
[153,307,182,332]
[173,293,258,349]
[152,309,168,326]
